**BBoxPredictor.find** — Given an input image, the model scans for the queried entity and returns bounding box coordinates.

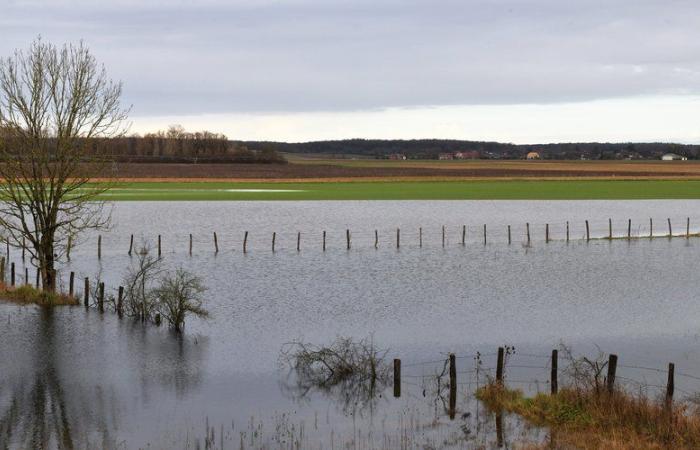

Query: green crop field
[95,180,700,200]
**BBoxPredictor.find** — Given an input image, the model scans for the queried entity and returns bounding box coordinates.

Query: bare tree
[0,38,129,290]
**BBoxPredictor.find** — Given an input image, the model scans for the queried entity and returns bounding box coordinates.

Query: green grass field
[98,180,700,200]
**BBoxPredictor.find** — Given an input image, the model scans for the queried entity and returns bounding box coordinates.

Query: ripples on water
[2,200,700,449]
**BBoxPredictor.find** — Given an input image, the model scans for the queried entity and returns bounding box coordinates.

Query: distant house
[438,153,454,160]
[454,150,480,160]
[526,151,541,160]
[661,153,687,161]
[387,153,406,160]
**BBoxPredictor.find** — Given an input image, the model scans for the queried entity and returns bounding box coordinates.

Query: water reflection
[0,307,206,449]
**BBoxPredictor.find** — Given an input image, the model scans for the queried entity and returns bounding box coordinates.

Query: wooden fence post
[545,224,549,243]
[508,225,511,245]
[650,218,653,238]
[396,228,400,249]
[551,349,558,394]
[496,347,505,385]
[189,234,193,255]
[117,286,124,317]
[0,257,5,284]
[586,220,590,242]
[24,267,28,285]
[442,226,445,247]
[374,229,378,249]
[10,262,15,286]
[98,282,104,313]
[5,240,8,262]
[346,229,351,250]
[322,231,326,251]
[244,231,249,253]
[449,353,457,418]
[393,359,401,398]
[67,235,72,261]
[628,219,631,240]
[22,237,25,261]
[35,268,40,289]
[69,272,75,297]
[297,232,301,252]
[666,362,675,404]
[419,227,423,248]
[97,235,101,259]
[526,223,531,245]
[608,218,612,240]
[687,218,690,238]
[128,234,133,256]
[272,232,276,252]
[214,232,219,253]
[566,221,570,242]
[83,277,89,307]
[157,234,161,257]
[483,224,487,245]
[462,225,466,246]
[607,354,618,394]
[668,218,672,238]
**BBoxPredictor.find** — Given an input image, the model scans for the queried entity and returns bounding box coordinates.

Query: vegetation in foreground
[93,179,700,201]
[0,283,78,306]
[477,382,700,450]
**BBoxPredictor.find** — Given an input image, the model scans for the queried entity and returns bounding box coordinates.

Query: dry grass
[477,383,700,450]
[0,283,79,306]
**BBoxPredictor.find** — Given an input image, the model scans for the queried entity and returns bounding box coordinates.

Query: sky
[2,0,700,143]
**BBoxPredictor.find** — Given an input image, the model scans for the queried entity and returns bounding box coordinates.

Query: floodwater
[3,200,700,449]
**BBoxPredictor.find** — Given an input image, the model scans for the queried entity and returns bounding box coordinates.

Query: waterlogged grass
[0,283,78,306]
[93,180,700,201]
[477,383,700,450]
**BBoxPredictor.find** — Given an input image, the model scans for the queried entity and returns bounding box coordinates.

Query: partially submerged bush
[154,268,208,332]
[119,241,209,332]
[279,337,390,414]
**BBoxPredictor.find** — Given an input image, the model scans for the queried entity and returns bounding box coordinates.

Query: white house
[661,153,687,161]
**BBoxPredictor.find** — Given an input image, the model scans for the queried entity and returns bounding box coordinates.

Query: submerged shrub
[154,268,208,332]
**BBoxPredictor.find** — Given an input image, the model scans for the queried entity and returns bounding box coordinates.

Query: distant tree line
[0,124,286,164]
[238,139,700,160]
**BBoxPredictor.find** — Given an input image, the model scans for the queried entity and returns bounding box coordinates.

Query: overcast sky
[2,0,700,143]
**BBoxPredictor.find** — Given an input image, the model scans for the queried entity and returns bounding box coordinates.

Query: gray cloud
[2,0,700,116]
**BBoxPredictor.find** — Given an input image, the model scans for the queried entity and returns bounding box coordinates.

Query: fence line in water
[392,346,695,420]
[13,216,697,256]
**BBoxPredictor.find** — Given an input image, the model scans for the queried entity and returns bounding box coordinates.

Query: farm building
[438,153,454,160]
[387,153,407,160]
[526,151,541,160]
[661,153,687,161]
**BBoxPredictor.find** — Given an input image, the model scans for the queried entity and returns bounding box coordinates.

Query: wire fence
[392,347,700,404]
[4,215,699,258]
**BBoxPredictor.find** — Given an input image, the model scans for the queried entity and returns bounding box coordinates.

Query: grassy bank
[96,179,700,201]
[477,383,700,449]
[0,284,78,306]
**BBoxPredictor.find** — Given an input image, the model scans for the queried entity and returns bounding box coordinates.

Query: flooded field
[3,200,700,449]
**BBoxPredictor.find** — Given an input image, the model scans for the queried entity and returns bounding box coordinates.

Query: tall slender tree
[0,38,129,290]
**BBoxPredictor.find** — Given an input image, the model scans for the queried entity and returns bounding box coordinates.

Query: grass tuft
[0,283,79,306]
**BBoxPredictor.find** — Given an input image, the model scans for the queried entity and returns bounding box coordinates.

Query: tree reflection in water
[0,307,206,449]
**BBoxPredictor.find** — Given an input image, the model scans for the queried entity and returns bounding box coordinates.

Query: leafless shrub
[122,242,163,321]
[560,343,608,394]
[154,268,208,333]
[279,336,390,414]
